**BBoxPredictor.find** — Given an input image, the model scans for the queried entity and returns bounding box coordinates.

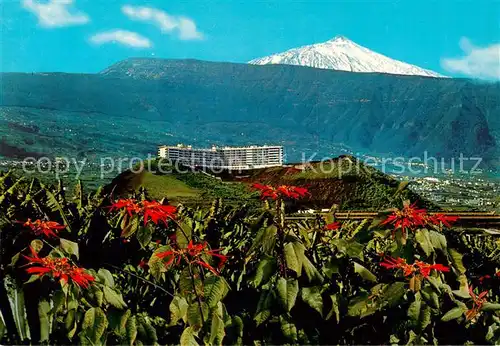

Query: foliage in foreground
[0,171,499,345]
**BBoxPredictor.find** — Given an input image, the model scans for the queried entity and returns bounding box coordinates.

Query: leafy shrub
[0,171,499,345]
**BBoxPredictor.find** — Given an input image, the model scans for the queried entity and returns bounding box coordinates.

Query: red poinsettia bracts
[428,213,459,228]
[69,267,96,289]
[466,286,489,321]
[380,256,416,277]
[109,199,141,216]
[251,183,309,200]
[276,185,310,199]
[141,201,177,226]
[478,275,491,283]
[23,247,94,288]
[380,256,449,279]
[156,240,228,275]
[382,202,428,235]
[21,219,66,239]
[251,183,279,199]
[109,199,177,226]
[325,222,341,231]
[415,261,450,278]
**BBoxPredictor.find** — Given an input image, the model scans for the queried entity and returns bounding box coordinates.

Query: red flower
[381,256,449,278]
[21,219,65,238]
[415,261,450,278]
[325,222,341,231]
[251,183,279,200]
[496,271,500,278]
[277,185,309,199]
[428,214,459,228]
[141,201,177,226]
[23,247,94,288]
[109,199,141,216]
[156,240,228,275]
[382,202,428,236]
[69,267,95,289]
[478,275,491,283]
[380,256,416,277]
[251,183,309,200]
[109,199,177,226]
[138,259,149,269]
[466,286,489,321]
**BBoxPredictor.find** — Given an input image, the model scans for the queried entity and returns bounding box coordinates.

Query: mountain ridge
[1,58,498,166]
[249,36,445,78]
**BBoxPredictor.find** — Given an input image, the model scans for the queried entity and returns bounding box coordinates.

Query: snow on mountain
[249,36,445,78]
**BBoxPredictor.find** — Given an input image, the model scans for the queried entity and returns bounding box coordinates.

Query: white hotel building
[158,144,283,170]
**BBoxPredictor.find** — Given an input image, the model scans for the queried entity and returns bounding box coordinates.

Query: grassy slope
[214,156,435,210]
[140,172,200,202]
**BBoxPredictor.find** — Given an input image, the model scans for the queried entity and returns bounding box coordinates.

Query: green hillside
[103,156,435,211]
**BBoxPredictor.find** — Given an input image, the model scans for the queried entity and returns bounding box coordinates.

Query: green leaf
[301,255,324,283]
[252,256,277,287]
[176,222,192,248]
[276,278,299,312]
[323,258,341,278]
[13,286,28,340]
[408,293,431,332]
[41,184,73,233]
[136,226,153,249]
[415,229,433,257]
[301,286,323,317]
[382,282,406,307]
[204,276,230,308]
[65,309,76,339]
[126,315,138,346]
[452,289,471,299]
[347,294,376,318]
[122,215,139,238]
[429,230,447,252]
[209,303,225,345]
[87,285,104,307]
[97,268,115,288]
[51,290,65,314]
[0,314,5,341]
[9,252,21,267]
[187,302,208,328]
[60,238,79,259]
[148,245,170,281]
[137,316,158,345]
[108,309,131,336]
[481,303,500,312]
[81,307,108,345]
[332,239,364,260]
[179,267,203,297]
[354,262,377,282]
[180,326,199,346]
[170,296,189,325]
[38,300,51,343]
[103,286,127,309]
[421,287,440,309]
[284,242,303,275]
[448,249,466,274]
[279,314,298,341]
[30,239,43,253]
[441,306,467,321]
[326,294,341,323]
[254,290,274,326]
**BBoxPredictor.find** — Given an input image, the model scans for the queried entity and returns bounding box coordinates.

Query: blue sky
[0,0,499,79]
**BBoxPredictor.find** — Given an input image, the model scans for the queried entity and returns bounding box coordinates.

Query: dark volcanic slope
[1,59,499,163]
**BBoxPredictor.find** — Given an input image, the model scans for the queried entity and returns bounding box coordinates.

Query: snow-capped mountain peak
[249,36,445,78]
